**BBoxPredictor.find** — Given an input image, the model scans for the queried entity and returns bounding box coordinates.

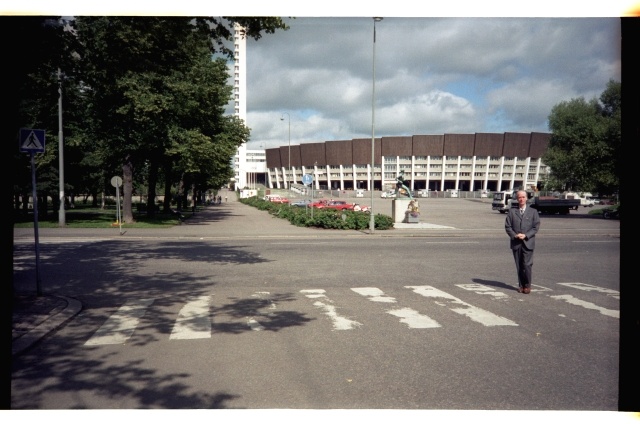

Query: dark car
[602,204,621,219]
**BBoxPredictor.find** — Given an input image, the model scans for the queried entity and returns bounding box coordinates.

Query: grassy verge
[13,205,189,229]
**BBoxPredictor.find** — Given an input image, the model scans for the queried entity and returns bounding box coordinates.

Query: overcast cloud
[241,17,621,149]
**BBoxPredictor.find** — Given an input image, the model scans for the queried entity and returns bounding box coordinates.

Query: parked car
[290,199,312,207]
[602,204,621,219]
[381,190,396,198]
[264,194,289,204]
[316,200,355,211]
[310,199,330,208]
[353,203,371,213]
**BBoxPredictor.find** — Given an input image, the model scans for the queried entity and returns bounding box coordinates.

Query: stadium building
[264,132,551,193]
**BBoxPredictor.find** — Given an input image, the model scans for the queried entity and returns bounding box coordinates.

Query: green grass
[13,205,189,228]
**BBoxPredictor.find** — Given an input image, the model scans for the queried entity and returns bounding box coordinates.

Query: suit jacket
[505,206,540,250]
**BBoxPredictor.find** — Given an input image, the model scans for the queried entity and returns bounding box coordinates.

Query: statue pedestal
[405,213,420,223]
[392,198,412,223]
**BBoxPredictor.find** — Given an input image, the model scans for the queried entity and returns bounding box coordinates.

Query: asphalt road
[11,196,622,413]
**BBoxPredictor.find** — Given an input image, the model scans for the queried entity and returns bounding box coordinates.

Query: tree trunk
[163,163,173,213]
[177,173,185,211]
[146,161,158,217]
[122,159,135,223]
[191,183,197,213]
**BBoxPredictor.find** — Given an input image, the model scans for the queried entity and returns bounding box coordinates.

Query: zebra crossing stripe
[85,299,154,346]
[387,307,441,328]
[405,285,518,327]
[558,283,620,299]
[301,289,362,330]
[313,302,363,330]
[351,287,396,303]
[170,295,212,340]
[352,287,441,328]
[549,295,619,318]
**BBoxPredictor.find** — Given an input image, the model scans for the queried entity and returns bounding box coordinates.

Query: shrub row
[240,197,394,230]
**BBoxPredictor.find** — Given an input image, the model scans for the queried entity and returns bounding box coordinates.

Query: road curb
[12,295,83,356]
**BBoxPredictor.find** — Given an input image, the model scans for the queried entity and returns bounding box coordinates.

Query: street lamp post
[281,113,291,189]
[370,17,383,233]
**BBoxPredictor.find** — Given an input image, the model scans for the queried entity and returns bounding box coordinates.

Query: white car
[380,190,396,198]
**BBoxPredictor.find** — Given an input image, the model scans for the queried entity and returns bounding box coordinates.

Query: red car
[317,200,355,211]
[310,199,329,208]
[264,194,289,204]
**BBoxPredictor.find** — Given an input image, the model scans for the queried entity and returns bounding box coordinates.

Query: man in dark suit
[505,190,541,294]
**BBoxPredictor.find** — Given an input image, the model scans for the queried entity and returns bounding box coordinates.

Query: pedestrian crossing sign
[19,128,45,153]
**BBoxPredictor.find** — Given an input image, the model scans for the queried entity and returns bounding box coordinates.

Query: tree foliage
[14,16,287,223]
[543,80,621,197]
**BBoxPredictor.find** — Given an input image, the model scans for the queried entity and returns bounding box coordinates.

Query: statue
[395,171,413,199]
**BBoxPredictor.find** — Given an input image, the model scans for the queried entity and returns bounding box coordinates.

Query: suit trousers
[512,242,534,287]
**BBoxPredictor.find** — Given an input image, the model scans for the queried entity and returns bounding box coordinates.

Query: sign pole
[30,152,43,296]
[20,128,46,297]
[111,176,124,235]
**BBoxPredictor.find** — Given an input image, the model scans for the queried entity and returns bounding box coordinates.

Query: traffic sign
[302,174,313,185]
[19,128,45,153]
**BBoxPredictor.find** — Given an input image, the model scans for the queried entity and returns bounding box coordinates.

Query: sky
[240,16,622,150]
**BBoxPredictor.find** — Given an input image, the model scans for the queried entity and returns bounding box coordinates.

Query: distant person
[505,190,540,294]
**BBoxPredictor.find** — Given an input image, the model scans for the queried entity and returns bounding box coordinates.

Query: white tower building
[231,23,266,190]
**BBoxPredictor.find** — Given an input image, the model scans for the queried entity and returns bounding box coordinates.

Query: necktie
[520,209,524,215]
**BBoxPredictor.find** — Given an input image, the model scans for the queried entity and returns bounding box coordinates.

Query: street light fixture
[370,17,382,233]
[281,113,291,189]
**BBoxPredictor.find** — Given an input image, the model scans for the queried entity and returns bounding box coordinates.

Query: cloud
[238,17,620,149]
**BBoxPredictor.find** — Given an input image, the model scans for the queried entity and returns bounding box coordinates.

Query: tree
[73,17,287,222]
[544,80,621,197]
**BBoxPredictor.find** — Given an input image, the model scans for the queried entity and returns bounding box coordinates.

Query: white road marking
[247,318,264,331]
[406,285,518,327]
[300,289,327,299]
[557,282,620,299]
[352,287,440,328]
[169,295,212,340]
[456,284,509,300]
[85,299,154,345]
[312,301,363,330]
[252,291,277,312]
[550,295,619,318]
[351,287,397,303]
[302,289,361,330]
[245,291,275,330]
[387,307,441,328]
